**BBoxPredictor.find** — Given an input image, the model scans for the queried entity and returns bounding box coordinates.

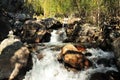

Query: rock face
[65,23,102,43]
[0,0,24,12]
[0,20,11,41]
[40,18,62,29]
[58,44,92,70]
[0,13,11,42]
[113,37,120,70]
[0,37,32,80]
[90,70,120,80]
[21,20,51,43]
[18,18,62,43]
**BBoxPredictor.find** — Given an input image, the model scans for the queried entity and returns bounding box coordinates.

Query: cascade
[49,30,60,43]
[23,45,117,80]
[48,17,68,43]
[23,16,118,80]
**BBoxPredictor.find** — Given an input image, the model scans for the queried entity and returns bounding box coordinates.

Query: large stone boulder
[90,70,120,80]
[0,0,24,12]
[112,37,120,70]
[20,20,51,43]
[0,36,32,80]
[40,18,62,29]
[58,44,92,70]
[0,13,11,42]
[65,23,102,43]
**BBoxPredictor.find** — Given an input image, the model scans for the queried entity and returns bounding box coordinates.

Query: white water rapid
[50,30,59,43]
[49,17,68,43]
[23,19,118,80]
[49,29,67,43]
[23,45,118,80]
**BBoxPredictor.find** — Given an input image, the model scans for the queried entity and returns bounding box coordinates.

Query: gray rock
[0,37,31,80]
[113,37,120,70]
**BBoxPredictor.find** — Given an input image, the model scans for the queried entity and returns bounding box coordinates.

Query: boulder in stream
[90,70,120,80]
[0,36,32,80]
[113,37,120,71]
[0,14,12,42]
[58,43,92,70]
[20,18,54,43]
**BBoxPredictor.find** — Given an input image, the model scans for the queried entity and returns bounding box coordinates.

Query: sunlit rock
[0,36,32,80]
[65,23,102,43]
[0,31,20,54]
[21,21,47,43]
[58,43,92,70]
[63,50,92,70]
[58,44,79,59]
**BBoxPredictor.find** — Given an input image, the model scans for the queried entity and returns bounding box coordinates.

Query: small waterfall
[50,24,67,43]
[49,29,67,43]
[23,17,118,80]
[49,17,68,43]
[50,30,59,43]
[23,46,117,80]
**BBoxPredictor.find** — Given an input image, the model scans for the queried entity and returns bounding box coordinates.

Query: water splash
[49,29,67,43]
[23,46,117,80]
[50,30,59,43]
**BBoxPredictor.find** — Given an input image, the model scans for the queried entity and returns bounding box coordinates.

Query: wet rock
[84,52,92,57]
[106,70,120,80]
[79,24,102,43]
[65,22,81,42]
[40,31,51,42]
[21,21,47,43]
[63,50,92,70]
[58,43,92,70]
[97,58,110,67]
[0,16,11,41]
[15,13,31,21]
[112,37,120,70]
[65,23,102,43]
[37,53,44,60]
[58,44,79,60]
[75,45,86,52]
[0,37,32,80]
[90,70,120,80]
[40,18,62,29]
[90,72,108,80]
[100,17,120,51]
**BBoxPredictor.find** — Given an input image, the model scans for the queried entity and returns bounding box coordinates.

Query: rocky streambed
[0,9,120,80]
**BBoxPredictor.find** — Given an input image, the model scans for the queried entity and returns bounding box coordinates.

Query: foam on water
[49,29,67,44]
[23,46,117,80]
[50,30,59,43]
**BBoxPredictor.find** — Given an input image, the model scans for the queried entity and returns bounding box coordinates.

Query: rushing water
[50,28,67,43]
[23,28,118,80]
[23,44,117,80]
[50,30,59,42]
